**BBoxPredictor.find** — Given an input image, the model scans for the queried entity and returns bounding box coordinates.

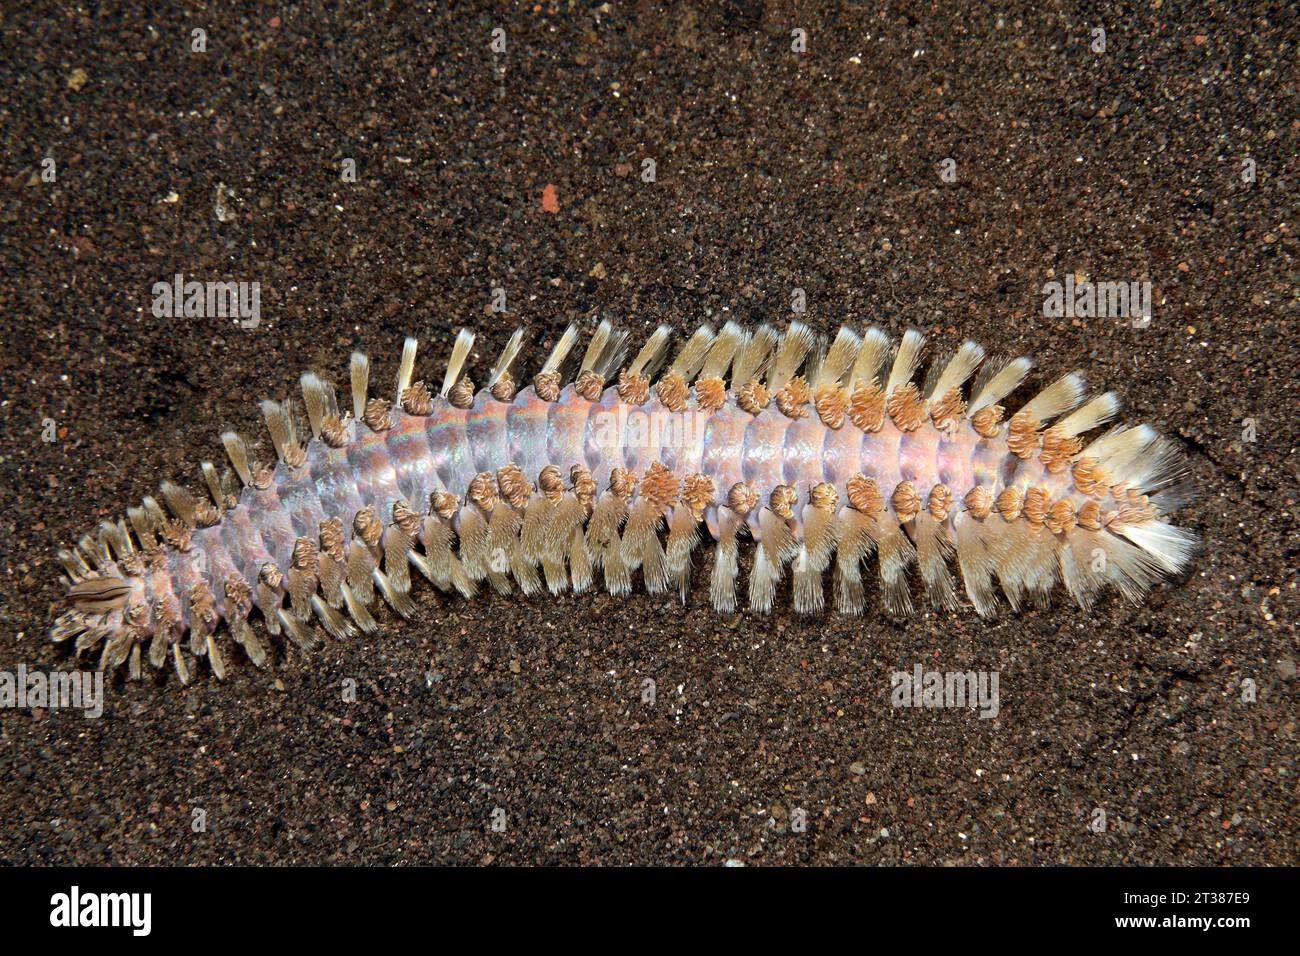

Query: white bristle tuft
[813,326,862,388]
[200,461,223,506]
[667,325,716,381]
[220,431,252,486]
[395,337,419,403]
[260,399,298,463]
[350,353,370,420]
[159,480,196,526]
[487,328,525,388]
[541,324,579,375]
[731,324,778,386]
[766,322,815,393]
[580,320,614,373]
[969,357,1032,414]
[926,339,986,402]
[701,321,745,381]
[1057,392,1121,437]
[142,496,167,529]
[300,372,331,438]
[440,329,476,397]
[1112,433,1185,492]
[584,320,632,378]
[886,328,926,395]
[1112,520,1198,574]
[626,325,673,379]
[1083,424,1157,470]
[849,326,892,389]
[1018,372,1087,423]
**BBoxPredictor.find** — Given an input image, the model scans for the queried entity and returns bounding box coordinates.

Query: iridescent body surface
[126,385,1089,625]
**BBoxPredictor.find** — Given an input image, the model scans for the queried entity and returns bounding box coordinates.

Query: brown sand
[0,3,1295,864]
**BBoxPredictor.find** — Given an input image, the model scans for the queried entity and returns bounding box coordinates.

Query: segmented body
[52,321,1196,684]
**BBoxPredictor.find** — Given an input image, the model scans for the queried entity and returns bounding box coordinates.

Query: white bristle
[350,353,370,420]
[1112,520,1198,574]
[766,322,815,393]
[395,337,419,403]
[849,326,892,389]
[487,328,525,388]
[541,324,579,375]
[626,325,673,379]
[814,326,862,388]
[969,357,1032,414]
[299,372,331,438]
[220,431,252,486]
[926,339,986,402]
[1018,372,1087,423]
[440,329,476,397]
[886,328,926,395]
[1057,392,1121,437]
